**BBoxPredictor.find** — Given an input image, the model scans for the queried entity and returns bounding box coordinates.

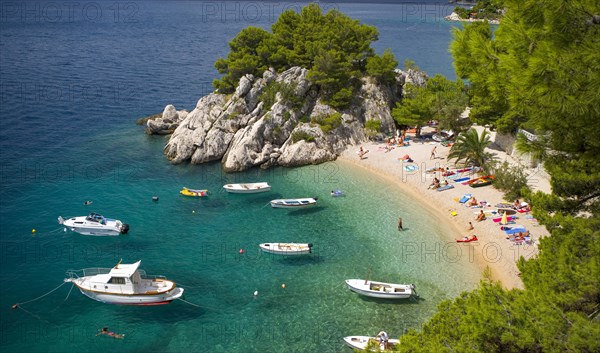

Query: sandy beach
[339,133,549,289]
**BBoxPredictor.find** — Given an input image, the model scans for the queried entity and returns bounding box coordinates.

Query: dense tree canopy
[213,3,395,108]
[391,74,469,135]
[396,0,600,351]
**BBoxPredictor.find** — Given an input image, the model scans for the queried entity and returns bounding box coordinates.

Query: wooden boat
[64,260,183,305]
[345,279,416,299]
[466,175,495,188]
[343,335,400,351]
[223,182,271,194]
[497,208,517,215]
[270,197,317,208]
[259,243,313,255]
[180,187,208,197]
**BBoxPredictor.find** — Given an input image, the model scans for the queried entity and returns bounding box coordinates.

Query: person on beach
[428,177,440,190]
[97,327,124,339]
[475,210,486,222]
[358,146,366,160]
[467,196,478,207]
[460,234,477,241]
[467,222,474,230]
[430,146,437,159]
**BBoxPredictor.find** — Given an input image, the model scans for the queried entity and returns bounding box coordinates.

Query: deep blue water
[0,2,475,352]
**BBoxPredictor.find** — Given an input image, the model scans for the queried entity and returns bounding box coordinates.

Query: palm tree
[448,128,495,168]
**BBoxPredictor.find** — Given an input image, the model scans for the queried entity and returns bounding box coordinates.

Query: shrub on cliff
[213,3,397,109]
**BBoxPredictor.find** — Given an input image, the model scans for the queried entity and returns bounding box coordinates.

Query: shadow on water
[357,295,423,305]
[113,300,208,324]
[286,206,325,216]
[271,254,325,266]
[200,199,229,209]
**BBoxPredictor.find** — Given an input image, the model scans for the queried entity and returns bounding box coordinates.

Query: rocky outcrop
[160,67,403,172]
[146,105,189,135]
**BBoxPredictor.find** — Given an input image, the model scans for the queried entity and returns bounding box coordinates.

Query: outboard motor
[308,243,313,253]
[121,224,130,234]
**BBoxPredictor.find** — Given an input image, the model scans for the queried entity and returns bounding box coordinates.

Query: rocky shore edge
[142,66,427,172]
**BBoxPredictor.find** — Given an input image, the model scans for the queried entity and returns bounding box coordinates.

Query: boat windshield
[86,213,106,224]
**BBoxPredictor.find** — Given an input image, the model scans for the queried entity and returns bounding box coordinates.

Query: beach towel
[504,227,527,235]
[454,177,470,182]
[437,184,454,191]
[493,215,516,223]
[458,194,472,203]
[403,165,418,172]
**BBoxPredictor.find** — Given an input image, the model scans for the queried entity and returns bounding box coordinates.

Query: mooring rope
[64,283,75,302]
[13,281,68,307]
[16,306,50,324]
[176,298,202,308]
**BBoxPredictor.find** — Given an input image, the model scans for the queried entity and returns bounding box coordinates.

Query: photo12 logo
[199,1,339,23]
[0,1,140,23]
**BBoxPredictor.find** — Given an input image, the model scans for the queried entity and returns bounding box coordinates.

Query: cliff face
[154,66,407,172]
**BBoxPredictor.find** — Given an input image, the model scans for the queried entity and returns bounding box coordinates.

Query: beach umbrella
[500,211,508,225]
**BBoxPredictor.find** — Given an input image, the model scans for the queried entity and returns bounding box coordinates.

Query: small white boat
[345,279,416,299]
[343,335,400,351]
[64,260,184,305]
[259,243,313,255]
[223,182,271,194]
[270,197,317,208]
[58,213,129,236]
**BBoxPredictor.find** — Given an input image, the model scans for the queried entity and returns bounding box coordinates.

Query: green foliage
[259,81,304,111]
[213,3,380,106]
[471,0,504,20]
[290,130,315,143]
[311,113,342,134]
[391,84,432,134]
[403,59,419,71]
[448,128,495,167]
[213,27,274,93]
[366,48,398,85]
[364,119,381,133]
[392,74,469,135]
[489,161,529,200]
[453,6,471,19]
[427,75,470,133]
[398,1,600,351]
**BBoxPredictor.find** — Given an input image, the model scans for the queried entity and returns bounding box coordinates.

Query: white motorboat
[64,260,184,305]
[343,335,400,351]
[223,182,271,194]
[259,243,313,255]
[270,197,317,208]
[345,279,416,299]
[58,213,129,236]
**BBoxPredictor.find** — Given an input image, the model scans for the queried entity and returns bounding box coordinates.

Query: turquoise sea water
[0,1,477,352]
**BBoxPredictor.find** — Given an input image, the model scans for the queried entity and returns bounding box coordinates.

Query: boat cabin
[85,213,107,224]
[88,261,144,294]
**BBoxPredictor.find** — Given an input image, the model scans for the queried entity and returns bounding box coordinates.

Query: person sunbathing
[467,197,478,207]
[460,234,477,241]
[475,210,486,222]
[428,178,440,189]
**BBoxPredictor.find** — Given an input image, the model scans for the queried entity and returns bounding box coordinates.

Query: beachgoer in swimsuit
[97,327,124,339]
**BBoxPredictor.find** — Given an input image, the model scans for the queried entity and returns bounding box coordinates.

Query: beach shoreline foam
[339,138,548,290]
